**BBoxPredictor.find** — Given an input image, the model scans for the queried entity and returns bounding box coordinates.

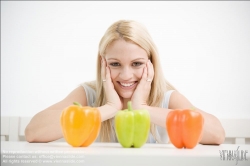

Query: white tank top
[81,83,174,144]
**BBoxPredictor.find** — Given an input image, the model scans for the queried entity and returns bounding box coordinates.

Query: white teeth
[120,82,134,87]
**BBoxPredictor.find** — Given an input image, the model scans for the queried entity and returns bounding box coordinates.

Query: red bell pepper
[166,109,204,149]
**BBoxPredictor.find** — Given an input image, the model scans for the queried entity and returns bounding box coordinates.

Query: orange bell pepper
[60,102,101,147]
[166,109,204,149]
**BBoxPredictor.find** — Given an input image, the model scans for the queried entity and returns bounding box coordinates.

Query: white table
[1,141,250,166]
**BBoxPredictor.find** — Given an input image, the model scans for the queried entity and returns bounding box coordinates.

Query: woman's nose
[119,67,133,80]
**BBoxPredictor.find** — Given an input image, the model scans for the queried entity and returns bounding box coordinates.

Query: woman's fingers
[101,57,111,82]
[106,66,112,82]
[101,57,112,85]
[142,65,148,82]
[147,60,154,83]
[101,56,106,81]
[141,60,154,84]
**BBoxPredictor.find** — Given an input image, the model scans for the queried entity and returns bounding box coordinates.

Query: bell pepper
[166,109,204,149]
[60,102,101,147]
[115,101,150,148]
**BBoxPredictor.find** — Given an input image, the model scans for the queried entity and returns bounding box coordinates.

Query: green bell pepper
[115,101,150,148]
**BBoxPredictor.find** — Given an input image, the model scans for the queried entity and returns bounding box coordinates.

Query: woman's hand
[131,60,154,109]
[101,56,123,110]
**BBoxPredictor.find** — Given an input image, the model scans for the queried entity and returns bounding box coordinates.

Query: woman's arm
[143,91,225,145]
[25,86,88,143]
[25,86,118,143]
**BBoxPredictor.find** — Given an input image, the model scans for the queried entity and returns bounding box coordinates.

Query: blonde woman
[25,20,225,145]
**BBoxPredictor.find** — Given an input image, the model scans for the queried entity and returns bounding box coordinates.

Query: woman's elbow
[213,127,226,145]
[25,124,41,143]
[25,124,62,143]
[218,129,226,144]
[25,125,35,143]
[200,125,226,145]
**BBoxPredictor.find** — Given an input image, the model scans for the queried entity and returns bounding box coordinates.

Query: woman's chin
[118,92,133,100]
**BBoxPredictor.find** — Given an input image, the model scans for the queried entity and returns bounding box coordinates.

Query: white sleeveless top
[81,83,174,144]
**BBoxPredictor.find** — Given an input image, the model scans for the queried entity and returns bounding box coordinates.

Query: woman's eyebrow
[106,58,147,61]
[131,58,147,61]
[106,58,120,61]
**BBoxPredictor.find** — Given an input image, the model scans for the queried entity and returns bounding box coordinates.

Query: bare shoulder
[168,90,194,109]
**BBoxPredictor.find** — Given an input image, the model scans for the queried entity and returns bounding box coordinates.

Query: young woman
[25,20,225,144]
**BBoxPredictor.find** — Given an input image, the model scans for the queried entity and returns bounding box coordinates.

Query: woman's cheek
[109,68,119,80]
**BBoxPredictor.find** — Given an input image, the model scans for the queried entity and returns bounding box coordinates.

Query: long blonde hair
[86,20,175,142]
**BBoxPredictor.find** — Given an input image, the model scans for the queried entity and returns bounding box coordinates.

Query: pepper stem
[127,101,132,111]
[73,102,82,107]
[190,107,196,111]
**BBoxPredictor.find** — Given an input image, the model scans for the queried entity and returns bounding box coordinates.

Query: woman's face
[105,39,149,99]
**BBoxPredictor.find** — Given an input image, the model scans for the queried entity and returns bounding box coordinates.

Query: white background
[1,1,250,118]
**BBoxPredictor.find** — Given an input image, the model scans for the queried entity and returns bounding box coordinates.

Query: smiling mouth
[118,81,137,87]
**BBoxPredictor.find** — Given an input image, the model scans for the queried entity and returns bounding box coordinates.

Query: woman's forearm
[197,109,225,145]
[142,105,171,128]
[143,106,225,145]
[26,104,118,143]
[25,86,91,143]
[98,104,118,122]
[25,108,63,143]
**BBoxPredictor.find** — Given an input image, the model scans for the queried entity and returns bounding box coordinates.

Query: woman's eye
[132,62,143,67]
[109,63,120,67]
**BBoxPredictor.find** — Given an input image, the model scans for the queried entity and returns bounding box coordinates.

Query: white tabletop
[1,141,250,166]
